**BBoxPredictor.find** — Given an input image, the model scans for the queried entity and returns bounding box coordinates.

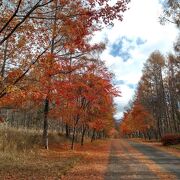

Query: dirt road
[63,139,180,180]
[105,139,180,180]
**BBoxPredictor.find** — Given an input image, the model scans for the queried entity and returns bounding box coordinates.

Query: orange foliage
[120,102,154,136]
[0,0,128,140]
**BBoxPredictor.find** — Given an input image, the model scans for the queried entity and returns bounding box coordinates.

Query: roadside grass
[0,126,69,152]
[170,144,180,150]
[0,126,82,179]
[0,126,110,179]
[0,150,81,179]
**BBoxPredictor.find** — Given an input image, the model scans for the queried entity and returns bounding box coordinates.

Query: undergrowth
[0,125,82,179]
[0,125,67,152]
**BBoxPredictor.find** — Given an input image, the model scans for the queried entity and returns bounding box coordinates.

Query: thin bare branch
[0,0,22,34]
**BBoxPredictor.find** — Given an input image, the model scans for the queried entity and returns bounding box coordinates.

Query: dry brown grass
[0,150,81,179]
[0,126,69,152]
[0,126,112,179]
[170,144,180,150]
[0,126,82,179]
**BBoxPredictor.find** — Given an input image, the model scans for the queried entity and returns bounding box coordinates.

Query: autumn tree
[120,50,179,140]
[0,0,129,149]
[120,101,154,139]
[160,0,180,27]
[0,0,130,98]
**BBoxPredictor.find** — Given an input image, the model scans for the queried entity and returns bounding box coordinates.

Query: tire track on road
[127,140,179,180]
[105,139,158,180]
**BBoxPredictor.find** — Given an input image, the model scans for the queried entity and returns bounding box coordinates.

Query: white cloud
[93,0,179,120]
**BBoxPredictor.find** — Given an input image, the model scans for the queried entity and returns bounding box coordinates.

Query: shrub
[161,134,180,146]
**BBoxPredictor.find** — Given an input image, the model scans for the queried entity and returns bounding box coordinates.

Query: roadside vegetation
[0,125,112,179]
[0,125,81,179]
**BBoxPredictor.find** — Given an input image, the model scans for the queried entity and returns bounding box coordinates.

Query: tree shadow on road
[104,139,158,180]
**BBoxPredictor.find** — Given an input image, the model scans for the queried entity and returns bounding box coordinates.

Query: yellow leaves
[6,85,20,93]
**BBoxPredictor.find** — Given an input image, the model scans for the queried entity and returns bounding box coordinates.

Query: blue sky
[93,0,179,120]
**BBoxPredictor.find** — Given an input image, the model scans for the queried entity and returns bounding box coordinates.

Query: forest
[120,49,180,139]
[120,0,180,140]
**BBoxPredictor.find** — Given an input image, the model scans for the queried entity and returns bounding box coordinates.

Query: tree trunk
[66,123,70,138]
[43,98,49,150]
[81,126,86,146]
[71,126,76,150]
[71,115,79,150]
[1,38,8,77]
[147,131,151,140]
[91,129,96,142]
[42,0,57,150]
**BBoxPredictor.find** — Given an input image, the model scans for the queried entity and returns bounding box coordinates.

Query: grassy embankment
[0,125,82,179]
[0,125,110,179]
